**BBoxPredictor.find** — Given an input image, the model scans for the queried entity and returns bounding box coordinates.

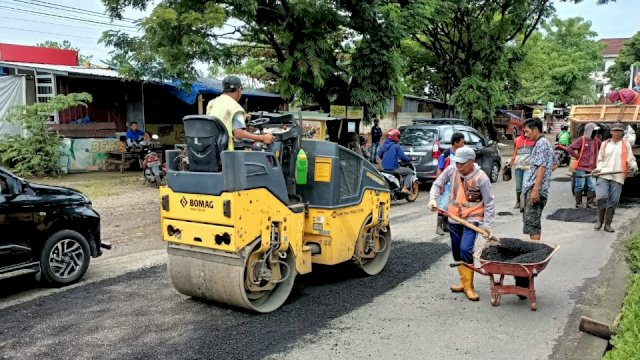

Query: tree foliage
[404,0,554,132]
[101,0,409,121]
[605,33,640,90]
[514,17,603,105]
[36,40,93,66]
[0,93,93,177]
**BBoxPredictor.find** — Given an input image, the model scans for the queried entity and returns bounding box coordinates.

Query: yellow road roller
[160,113,391,313]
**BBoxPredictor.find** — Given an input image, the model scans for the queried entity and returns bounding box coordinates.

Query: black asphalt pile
[481,238,554,264]
[546,208,596,223]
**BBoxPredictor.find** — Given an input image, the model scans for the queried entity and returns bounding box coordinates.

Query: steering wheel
[248,117,270,127]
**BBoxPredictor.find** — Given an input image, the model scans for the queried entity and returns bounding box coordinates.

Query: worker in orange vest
[593,123,638,232]
[428,147,496,301]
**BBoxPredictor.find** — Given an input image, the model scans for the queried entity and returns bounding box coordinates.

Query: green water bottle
[295,149,308,185]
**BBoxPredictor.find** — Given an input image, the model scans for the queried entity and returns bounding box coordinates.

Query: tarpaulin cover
[0,75,24,138]
[164,77,282,105]
[498,109,522,120]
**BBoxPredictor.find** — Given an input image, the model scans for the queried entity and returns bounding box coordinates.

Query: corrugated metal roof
[0,60,122,79]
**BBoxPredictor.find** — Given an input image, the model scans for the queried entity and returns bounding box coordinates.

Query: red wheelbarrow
[435,209,559,311]
[452,240,559,311]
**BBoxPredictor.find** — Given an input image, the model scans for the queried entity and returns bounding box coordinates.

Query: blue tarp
[164,77,282,105]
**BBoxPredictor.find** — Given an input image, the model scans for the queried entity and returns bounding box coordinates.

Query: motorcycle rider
[434,132,465,235]
[378,129,413,194]
[428,147,496,301]
[561,122,601,208]
[206,75,274,149]
[556,124,571,146]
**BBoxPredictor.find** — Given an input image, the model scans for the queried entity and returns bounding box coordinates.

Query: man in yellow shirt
[206,76,274,149]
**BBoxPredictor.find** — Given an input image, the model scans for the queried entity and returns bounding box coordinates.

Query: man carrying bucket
[428,147,496,301]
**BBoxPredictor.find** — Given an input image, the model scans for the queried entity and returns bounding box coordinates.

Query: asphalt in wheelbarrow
[481,238,554,264]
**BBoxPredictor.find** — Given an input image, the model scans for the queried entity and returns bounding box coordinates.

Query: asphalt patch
[481,238,554,264]
[0,241,449,360]
[497,211,513,216]
[546,208,597,223]
[552,177,572,182]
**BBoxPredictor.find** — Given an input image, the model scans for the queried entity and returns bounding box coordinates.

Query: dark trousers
[449,222,477,264]
[392,166,413,189]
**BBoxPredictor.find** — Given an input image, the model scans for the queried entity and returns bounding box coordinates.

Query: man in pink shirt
[562,123,600,208]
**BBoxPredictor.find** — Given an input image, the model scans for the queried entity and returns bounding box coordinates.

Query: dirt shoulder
[36,171,163,257]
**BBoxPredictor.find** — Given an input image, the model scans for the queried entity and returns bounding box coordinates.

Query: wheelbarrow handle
[437,209,498,242]
[450,261,489,276]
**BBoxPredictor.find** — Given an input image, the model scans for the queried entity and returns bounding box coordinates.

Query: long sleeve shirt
[596,139,638,185]
[565,137,600,171]
[429,164,496,229]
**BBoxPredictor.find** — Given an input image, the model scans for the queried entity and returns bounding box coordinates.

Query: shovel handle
[437,209,490,238]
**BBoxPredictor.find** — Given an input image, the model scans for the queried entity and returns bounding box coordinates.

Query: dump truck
[568,104,640,192]
[159,114,392,313]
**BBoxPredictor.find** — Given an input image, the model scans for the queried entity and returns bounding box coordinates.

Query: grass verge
[603,232,640,359]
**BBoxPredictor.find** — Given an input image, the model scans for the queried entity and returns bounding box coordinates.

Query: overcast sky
[0,0,638,70]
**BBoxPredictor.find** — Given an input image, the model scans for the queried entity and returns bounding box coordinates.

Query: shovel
[436,208,501,243]
[568,171,625,179]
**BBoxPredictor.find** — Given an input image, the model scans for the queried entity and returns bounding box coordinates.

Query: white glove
[428,199,437,211]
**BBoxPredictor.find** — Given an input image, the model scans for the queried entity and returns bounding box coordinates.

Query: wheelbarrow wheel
[491,293,501,306]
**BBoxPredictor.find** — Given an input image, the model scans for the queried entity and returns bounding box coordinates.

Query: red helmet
[388,129,401,142]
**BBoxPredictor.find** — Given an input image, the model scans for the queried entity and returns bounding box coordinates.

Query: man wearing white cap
[593,122,638,232]
[428,147,496,301]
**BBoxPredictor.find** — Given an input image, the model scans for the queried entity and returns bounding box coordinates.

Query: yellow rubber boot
[450,265,464,293]
[461,266,479,301]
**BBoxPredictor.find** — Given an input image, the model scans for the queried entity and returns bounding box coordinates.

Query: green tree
[514,17,603,105]
[36,40,94,66]
[0,93,93,177]
[100,0,411,121]
[404,0,555,135]
[605,33,640,90]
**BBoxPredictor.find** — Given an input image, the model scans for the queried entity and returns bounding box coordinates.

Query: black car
[399,121,502,183]
[0,167,109,285]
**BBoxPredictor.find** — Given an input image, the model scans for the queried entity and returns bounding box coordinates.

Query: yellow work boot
[450,265,464,293]
[461,266,479,301]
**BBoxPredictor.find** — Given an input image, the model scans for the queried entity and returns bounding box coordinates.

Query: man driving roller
[206,75,274,149]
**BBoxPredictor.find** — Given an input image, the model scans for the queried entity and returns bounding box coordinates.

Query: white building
[593,38,628,96]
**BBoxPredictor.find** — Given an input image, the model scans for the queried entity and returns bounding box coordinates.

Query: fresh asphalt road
[0,167,637,360]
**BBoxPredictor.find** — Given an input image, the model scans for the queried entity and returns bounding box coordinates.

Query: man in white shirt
[593,123,638,232]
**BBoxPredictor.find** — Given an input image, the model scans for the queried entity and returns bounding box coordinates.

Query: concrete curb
[549,213,639,359]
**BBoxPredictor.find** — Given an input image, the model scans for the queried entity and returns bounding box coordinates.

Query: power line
[0,25,99,40]
[0,15,139,33]
[0,5,139,30]
[24,0,139,22]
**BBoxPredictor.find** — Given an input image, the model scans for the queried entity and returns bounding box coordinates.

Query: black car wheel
[40,230,91,285]
[489,162,500,183]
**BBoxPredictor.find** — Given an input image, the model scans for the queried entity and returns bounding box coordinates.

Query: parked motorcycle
[379,162,420,202]
[554,143,570,167]
[139,135,166,186]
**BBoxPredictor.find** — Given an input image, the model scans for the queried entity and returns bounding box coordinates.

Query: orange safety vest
[448,169,485,222]
[602,139,628,173]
